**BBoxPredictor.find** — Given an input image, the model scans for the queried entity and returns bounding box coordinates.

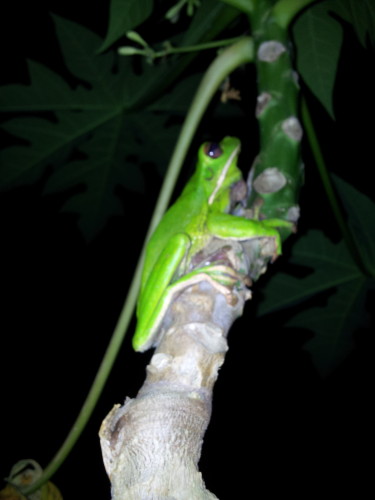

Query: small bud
[118,46,145,56]
[126,30,148,48]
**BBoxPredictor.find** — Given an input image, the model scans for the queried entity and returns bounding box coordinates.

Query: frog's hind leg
[133,233,190,352]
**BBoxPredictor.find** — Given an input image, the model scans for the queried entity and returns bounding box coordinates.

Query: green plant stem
[119,37,244,60]
[273,0,317,28]
[21,265,143,496]
[247,1,303,229]
[20,36,254,496]
[301,98,369,276]
[220,0,255,15]
[221,0,317,22]
[159,36,244,56]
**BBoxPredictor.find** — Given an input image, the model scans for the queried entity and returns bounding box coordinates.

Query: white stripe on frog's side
[208,144,241,206]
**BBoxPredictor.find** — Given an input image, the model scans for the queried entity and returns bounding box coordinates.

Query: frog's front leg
[207,213,294,257]
[133,233,190,352]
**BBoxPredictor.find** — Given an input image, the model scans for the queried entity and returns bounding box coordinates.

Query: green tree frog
[133,136,293,351]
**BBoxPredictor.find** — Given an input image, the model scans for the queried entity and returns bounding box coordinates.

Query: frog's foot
[166,264,251,312]
[135,265,251,351]
[187,268,252,304]
[260,220,296,261]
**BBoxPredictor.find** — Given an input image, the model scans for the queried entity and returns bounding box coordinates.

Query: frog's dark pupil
[205,142,223,159]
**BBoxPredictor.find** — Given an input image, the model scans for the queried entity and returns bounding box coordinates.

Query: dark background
[0,1,373,498]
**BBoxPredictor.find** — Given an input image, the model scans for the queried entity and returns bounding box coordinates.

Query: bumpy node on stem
[257,40,286,62]
[282,116,303,141]
[253,168,287,194]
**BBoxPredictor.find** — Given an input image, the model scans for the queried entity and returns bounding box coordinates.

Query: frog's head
[197,136,242,204]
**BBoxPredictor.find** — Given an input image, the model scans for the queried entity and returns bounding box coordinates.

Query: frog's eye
[204,142,223,159]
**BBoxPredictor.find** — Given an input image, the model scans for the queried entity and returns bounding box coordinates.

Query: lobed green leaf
[99,0,153,53]
[331,0,375,47]
[332,174,375,276]
[257,173,375,375]
[293,1,342,118]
